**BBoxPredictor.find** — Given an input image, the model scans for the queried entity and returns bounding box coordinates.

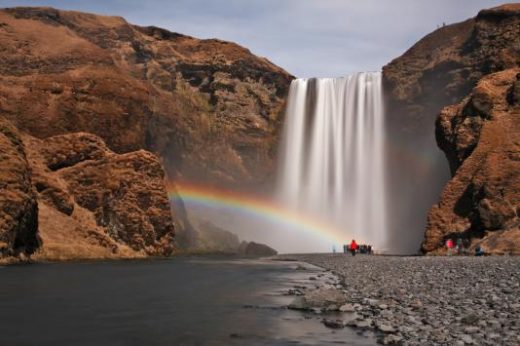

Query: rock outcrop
[238,241,278,256]
[0,7,293,188]
[0,118,39,258]
[1,123,175,261]
[424,69,520,254]
[191,219,241,253]
[382,3,520,254]
[384,3,520,135]
[177,217,278,256]
[0,6,293,260]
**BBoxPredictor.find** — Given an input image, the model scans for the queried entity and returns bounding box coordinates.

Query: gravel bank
[279,254,520,345]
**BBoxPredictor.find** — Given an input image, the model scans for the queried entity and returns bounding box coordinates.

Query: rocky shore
[278,254,520,345]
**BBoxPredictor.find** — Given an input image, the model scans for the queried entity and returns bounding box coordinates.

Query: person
[350,239,358,256]
[456,238,463,255]
[475,245,485,257]
[446,238,454,255]
[367,245,372,255]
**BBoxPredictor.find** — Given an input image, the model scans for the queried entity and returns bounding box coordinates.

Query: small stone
[339,303,356,312]
[322,318,345,329]
[383,334,403,345]
[288,297,308,310]
[461,314,479,325]
[326,304,339,311]
[378,324,396,333]
[464,326,479,334]
[461,334,474,344]
[355,319,372,328]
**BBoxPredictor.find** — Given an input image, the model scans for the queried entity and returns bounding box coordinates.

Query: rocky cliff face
[0,6,292,260]
[384,4,520,134]
[425,69,520,254]
[383,3,520,254]
[1,124,175,261]
[0,7,292,187]
[0,119,39,258]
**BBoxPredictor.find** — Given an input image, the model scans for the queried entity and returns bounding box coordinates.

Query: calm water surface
[0,257,375,345]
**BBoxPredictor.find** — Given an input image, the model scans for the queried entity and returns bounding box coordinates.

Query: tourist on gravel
[350,239,358,256]
[446,238,454,255]
[475,245,485,256]
[456,238,463,255]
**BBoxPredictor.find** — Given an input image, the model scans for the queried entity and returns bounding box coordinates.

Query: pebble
[339,303,355,312]
[378,324,395,333]
[322,318,345,329]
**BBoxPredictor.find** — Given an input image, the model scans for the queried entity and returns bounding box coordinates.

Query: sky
[1,0,506,77]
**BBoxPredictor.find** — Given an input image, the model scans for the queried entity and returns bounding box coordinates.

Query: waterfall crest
[278,72,388,252]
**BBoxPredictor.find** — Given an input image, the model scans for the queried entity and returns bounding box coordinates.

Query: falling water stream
[278,72,388,252]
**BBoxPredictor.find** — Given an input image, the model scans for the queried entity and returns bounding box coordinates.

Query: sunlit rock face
[0,6,293,255]
[0,7,293,188]
[278,73,388,252]
[382,3,520,254]
[425,69,520,254]
[0,127,176,261]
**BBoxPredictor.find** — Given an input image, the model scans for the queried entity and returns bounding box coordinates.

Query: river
[0,257,375,345]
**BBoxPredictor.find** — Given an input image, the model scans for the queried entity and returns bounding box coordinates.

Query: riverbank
[278,254,520,345]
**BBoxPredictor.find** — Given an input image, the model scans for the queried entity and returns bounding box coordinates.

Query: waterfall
[278,72,388,252]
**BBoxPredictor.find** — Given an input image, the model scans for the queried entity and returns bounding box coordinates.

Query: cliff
[383,3,520,254]
[1,123,175,262]
[0,6,292,261]
[425,69,520,254]
[0,7,293,187]
[0,118,39,259]
[384,3,520,134]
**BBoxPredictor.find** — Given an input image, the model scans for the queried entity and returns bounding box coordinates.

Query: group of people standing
[445,238,485,256]
[343,240,372,256]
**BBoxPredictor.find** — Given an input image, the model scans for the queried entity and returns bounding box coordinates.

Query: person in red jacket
[350,239,358,256]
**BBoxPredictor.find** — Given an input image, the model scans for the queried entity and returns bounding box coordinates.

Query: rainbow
[167,181,349,246]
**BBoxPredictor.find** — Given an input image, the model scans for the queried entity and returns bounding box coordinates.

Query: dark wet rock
[322,319,345,329]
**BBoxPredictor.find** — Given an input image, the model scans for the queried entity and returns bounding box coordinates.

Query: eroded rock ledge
[424,69,520,254]
[1,120,175,262]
